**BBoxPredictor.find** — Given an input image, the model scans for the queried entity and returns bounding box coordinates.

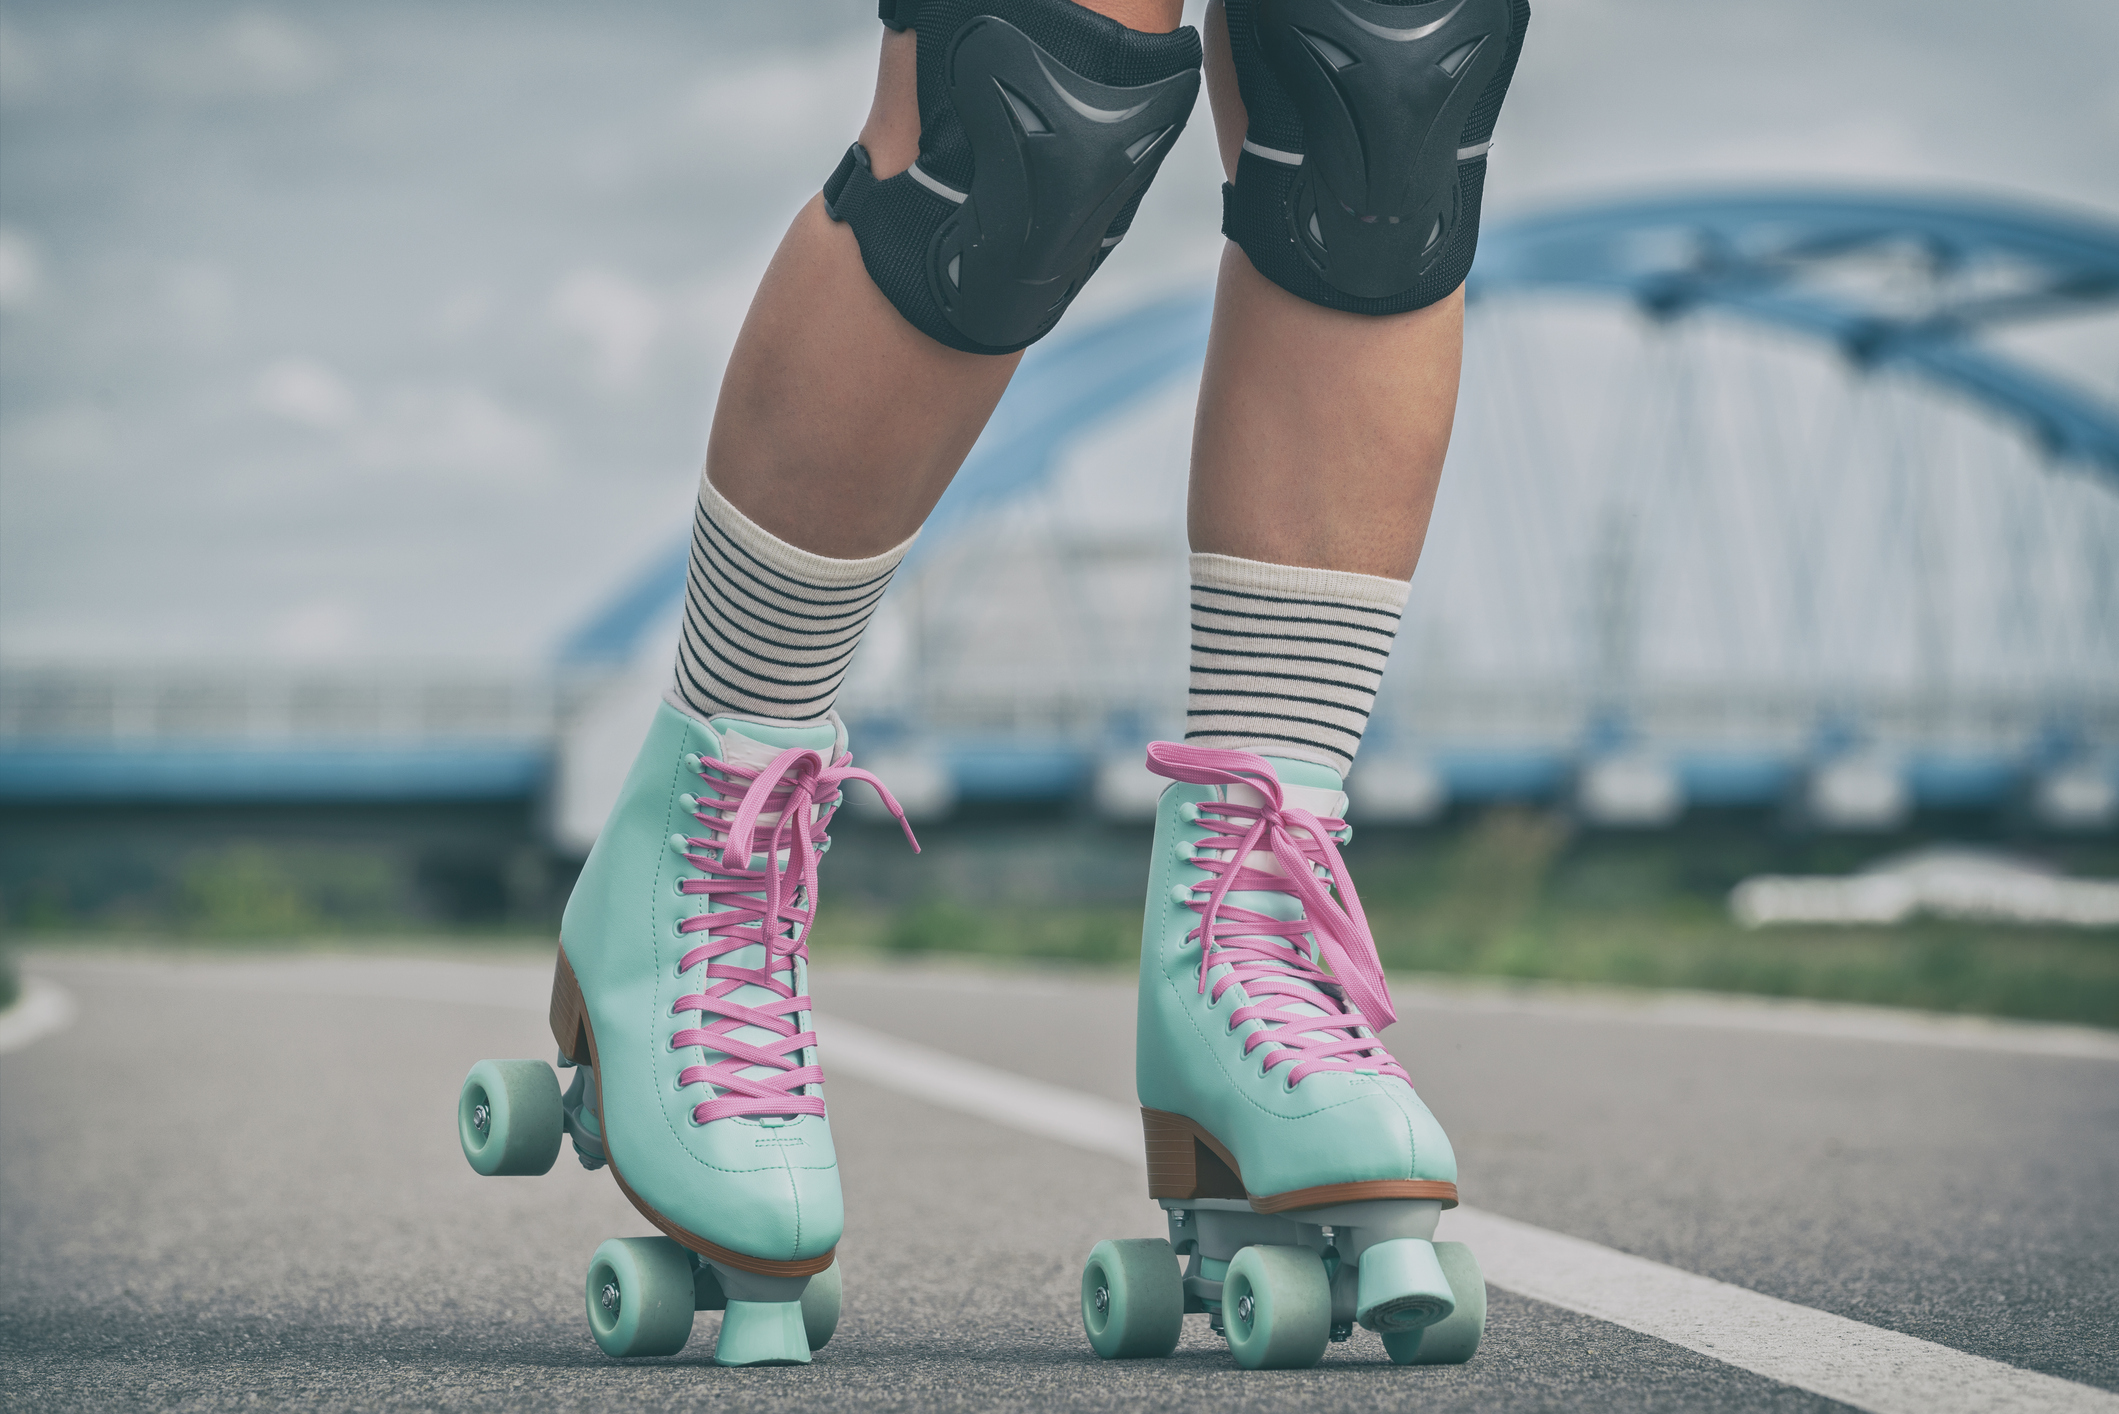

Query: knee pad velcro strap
[826,0,1202,356]
[1223,0,1530,315]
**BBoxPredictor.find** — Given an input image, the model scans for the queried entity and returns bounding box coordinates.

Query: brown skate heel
[549,947,590,1066]
[1142,1107,1244,1200]
[1142,1106,1460,1212]
[550,945,593,1068]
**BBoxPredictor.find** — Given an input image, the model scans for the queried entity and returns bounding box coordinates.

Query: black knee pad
[824,0,1202,356]
[1223,0,1530,315]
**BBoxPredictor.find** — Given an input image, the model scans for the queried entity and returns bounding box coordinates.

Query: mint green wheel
[457,1059,562,1176]
[1081,1238,1183,1359]
[801,1260,842,1351]
[1222,1244,1330,1370]
[1381,1242,1485,1365]
[585,1237,696,1358]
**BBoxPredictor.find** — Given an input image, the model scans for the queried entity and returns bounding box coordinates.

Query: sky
[1,0,2115,668]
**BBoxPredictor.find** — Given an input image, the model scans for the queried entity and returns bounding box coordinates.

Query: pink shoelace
[670,744,917,1124]
[1146,742,1409,1089]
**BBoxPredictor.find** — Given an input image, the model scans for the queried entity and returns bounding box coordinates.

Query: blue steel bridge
[5,189,2117,842]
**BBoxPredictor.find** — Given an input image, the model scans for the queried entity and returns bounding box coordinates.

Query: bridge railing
[0,664,563,744]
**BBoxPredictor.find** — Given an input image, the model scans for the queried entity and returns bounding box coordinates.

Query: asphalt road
[2,948,2115,1412]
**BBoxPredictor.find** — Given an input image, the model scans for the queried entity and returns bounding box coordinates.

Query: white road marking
[25,952,2119,1409]
[1451,1207,2119,1414]
[1387,979,2119,1063]
[40,951,2119,1064]
[833,963,2119,1064]
[819,1013,1144,1165]
[815,1012,2119,1414]
[0,977,76,1055]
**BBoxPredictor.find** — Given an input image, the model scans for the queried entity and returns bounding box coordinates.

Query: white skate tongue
[715,724,838,834]
[1224,778,1346,878]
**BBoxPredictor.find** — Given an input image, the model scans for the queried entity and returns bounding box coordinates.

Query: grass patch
[815,894,1143,968]
[9,808,2111,1028]
[834,809,2119,1027]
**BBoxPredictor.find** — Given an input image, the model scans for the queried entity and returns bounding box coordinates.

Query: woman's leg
[701,30,1019,560]
[1179,0,1467,777]
[537,2,1199,1371]
[1111,9,1527,1354]
[707,0,1191,558]
[679,0,1188,728]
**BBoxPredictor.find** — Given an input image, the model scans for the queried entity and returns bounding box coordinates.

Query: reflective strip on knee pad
[1222,0,1531,315]
[826,0,1202,355]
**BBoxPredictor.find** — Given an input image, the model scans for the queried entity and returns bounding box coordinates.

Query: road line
[810,1010,2118,1414]
[833,964,2119,1063]
[1447,1206,2119,1414]
[820,1013,1146,1165]
[29,953,2119,1408]
[1387,980,2119,1063]
[0,978,76,1055]
[39,952,2119,1063]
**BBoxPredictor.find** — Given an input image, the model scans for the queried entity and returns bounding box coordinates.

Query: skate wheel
[584,1237,696,1358]
[1222,1245,1331,1370]
[1080,1238,1183,1359]
[457,1060,562,1176]
[801,1259,842,1352]
[1381,1242,1485,1365]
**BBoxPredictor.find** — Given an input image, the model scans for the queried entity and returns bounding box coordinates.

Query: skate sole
[550,946,838,1280]
[1142,1106,1458,1213]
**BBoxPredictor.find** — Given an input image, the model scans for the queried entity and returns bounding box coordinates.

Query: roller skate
[1079,743,1484,1369]
[456,700,915,1365]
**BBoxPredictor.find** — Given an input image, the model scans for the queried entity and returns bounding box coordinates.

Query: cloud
[356,388,551,478]
[0,22,38,107]
[144,10,332,102]
[255,358,357,429]
[269,599,366,657]
[0,227,40,310]
[253,359,550,480]
[678,44,874,165]
[549,268,663,392]
[164,263,235,345]
[2,403,114,473]
[435,287,493,341]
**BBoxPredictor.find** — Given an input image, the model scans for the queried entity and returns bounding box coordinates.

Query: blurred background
[2,0,2115,1023]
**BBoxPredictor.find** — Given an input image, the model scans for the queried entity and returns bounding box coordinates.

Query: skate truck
[1078,744,1485,1369]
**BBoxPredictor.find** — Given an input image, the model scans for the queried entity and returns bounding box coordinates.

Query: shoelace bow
[671,744,917,1124]
[1146,742,1408,1089]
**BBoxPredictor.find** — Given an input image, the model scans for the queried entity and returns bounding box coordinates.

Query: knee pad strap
[827,0,1202,355]
[1222,0,1530,315]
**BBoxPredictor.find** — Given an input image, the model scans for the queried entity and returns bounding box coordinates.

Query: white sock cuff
[1188,552,1412,610]
[700,475,917,585]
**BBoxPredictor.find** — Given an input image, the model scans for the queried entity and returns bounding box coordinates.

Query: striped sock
[1184,551,1411,777]
[670,477,913,727]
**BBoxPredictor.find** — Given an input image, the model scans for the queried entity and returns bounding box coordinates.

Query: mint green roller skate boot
[1078,743,1483,1371]
[458,698,914,1366]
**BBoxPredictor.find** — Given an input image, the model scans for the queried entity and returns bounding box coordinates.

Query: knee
[1218,0,1532,315]
[824,0,1205,355]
